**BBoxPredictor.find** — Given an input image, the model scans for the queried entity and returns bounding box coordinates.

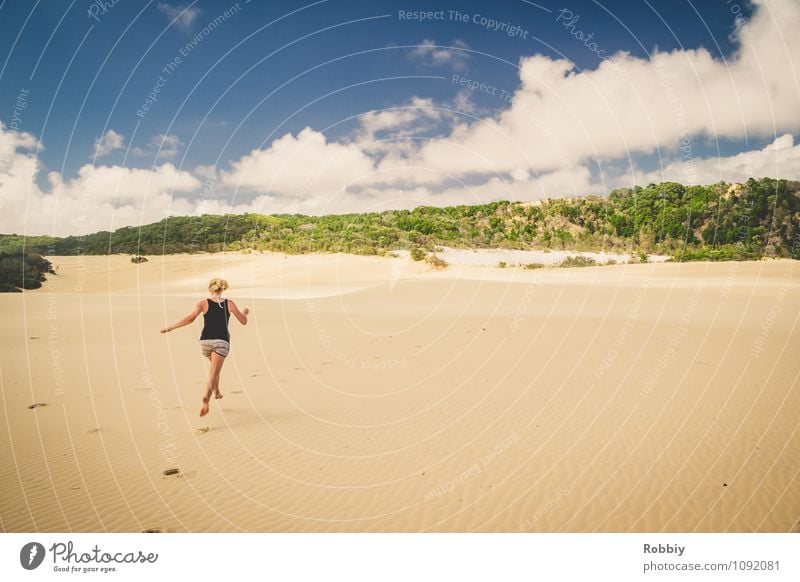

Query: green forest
[1,178,798,291]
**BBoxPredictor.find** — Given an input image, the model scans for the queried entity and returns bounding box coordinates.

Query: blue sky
[0,0,797,234]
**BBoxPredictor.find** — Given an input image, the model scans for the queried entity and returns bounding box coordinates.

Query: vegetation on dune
[559,256,597,268]
[410,246,427,262]
[0,177,796,291]
[425,253,448,269]
[0,252,54,291]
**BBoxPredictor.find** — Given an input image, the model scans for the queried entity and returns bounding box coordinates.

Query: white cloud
[156,133,182,159]
[351,97,452,160]
[452,89,481,116]
[764,134,794,152]
[40,162,200,235]
[620,134,800,188]
[133,133,183,160]
[157,3,202,33]
[222,127,374,198]
[50,162,199,204]
[0,120,38,170]
[357,97,442,139]
[408,39,471,71]
[0,121,42,223]
[92,129,125,159]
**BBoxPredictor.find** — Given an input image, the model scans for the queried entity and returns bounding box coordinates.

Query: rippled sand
[1,253,797,532]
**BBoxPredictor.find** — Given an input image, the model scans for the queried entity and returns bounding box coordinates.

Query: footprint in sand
[27,403,48,409]
[163,468,180,476]
[231,390,243,394]
[197,427,210,434]
[86,428,102,434]
[142,527,168,533]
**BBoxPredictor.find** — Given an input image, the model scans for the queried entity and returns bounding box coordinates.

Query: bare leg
[201,354,215,411]
[205,354,222,399]
[211,351,225,399]
[199,386,212,417]
[200,352,226,416]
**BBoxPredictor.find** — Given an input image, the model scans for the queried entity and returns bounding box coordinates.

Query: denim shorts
[199,339,230,357]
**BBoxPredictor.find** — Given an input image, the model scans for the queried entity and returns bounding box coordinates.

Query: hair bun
[208,277,229,293]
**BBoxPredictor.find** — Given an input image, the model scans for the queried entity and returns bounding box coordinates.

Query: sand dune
[0,252,797,532]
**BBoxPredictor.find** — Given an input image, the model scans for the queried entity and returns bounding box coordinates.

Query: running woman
[160,278,249,416]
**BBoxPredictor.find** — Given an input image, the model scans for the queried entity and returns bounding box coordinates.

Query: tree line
[1,177,797,290]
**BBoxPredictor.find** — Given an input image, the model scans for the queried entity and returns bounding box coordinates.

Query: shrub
[497,261,507,268]
[559,255,597,268]
[353,245,378,256]
[410,246,426,261]
[0,252,53,291]
[425,253,448,269]
[605,259,617,266]
[523,262,545,269]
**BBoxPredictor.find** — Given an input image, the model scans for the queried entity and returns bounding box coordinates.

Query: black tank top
[200,298,230,341]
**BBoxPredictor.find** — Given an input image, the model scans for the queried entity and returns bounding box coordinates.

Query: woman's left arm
[228,299,249,325]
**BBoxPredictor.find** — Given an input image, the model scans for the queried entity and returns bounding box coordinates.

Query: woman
[160,278,249,416]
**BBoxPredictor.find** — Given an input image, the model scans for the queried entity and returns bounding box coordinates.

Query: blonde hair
[208,278,229,294]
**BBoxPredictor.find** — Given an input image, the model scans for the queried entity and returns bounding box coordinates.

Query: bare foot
[214,390,223,400]
[200,396,210,417]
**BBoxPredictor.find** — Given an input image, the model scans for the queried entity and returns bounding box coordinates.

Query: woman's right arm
[160,300,205,333]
